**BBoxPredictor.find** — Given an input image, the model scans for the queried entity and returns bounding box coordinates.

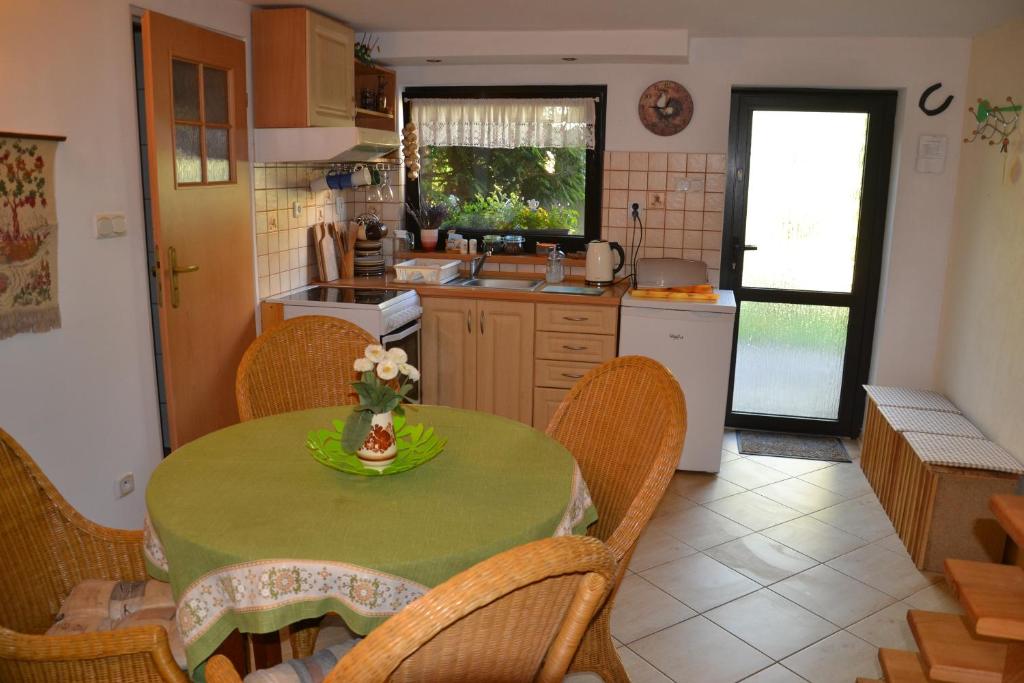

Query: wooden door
[142,11,255,448]
[477,300,534,424]
[421,297,477,409]
[307,11,355,126]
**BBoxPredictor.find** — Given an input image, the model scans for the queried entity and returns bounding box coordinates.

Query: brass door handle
[169,246,199,308]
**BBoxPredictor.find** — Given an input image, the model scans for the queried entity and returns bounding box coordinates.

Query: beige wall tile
[647,171,667,191]
[629,171,648,190]
[609,151,630,170]
[685,193,705,211]
[683,249,702,261]
[609,189,628,208]
[610,170,630,189]
[668,153,687,173]
[629,152,649,170]
[703,212,724,231]
[706,173,726,193]
[707,153,727,174]
[646,210,665,229]
[666,192,686,211]
[684,230,703,249]
[665,230,684,249]
[705,192,725,212]
[646,229,664,247]
[664,247,682,259]
[647,191,666,210]
[702,230,723,250]
[687,154,707,172]
[666,172,686,190]
[684,211,704,230]
[666,210,685,230]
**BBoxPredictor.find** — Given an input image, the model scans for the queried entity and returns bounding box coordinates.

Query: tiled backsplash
[253,164,404,298]
[600,151,726,286]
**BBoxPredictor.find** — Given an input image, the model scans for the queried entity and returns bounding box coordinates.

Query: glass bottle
[546,247,566,284]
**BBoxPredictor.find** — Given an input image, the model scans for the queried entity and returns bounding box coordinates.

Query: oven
[381,318,421,403]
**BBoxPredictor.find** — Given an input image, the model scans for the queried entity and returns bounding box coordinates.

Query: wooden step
[879,648,930,682]
[945,559,1024,642]
[991,494,1024,548]
[908,610,1006,683]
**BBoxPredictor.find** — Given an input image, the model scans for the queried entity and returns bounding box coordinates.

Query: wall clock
[638,80,694,136]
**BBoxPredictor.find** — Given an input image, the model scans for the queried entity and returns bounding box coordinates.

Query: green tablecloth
[144,405,596,673]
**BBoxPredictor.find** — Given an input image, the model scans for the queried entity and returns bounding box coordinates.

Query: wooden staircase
[863,494,1024,683]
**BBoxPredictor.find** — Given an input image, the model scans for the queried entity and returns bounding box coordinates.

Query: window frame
[170,57,235,187]
[402,84,606,253]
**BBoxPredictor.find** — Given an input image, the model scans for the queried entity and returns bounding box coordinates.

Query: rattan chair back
[235,315,378,421]
[205,536,614,683]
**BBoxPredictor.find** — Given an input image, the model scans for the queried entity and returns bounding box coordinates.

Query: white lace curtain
[410,98,596,149]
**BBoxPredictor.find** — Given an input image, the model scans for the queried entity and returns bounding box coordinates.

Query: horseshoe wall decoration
[919,83,954,116]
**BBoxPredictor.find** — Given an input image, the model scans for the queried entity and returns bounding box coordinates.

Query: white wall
[396,35,971,391]
[937,19,1024,461]
[0,0,250,527]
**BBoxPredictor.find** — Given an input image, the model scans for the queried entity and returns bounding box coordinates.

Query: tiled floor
[573,431,963,683]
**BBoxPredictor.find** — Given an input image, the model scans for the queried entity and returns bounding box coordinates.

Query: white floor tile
[754,479,847,515]
[706,492,804,531]
[705,534,817,586]
[846,601,917,651]
[741,664,808,682]
[772,565,895,627]
[630,616,774,683]
[718,458,791,489]
[647,506,752,550]
[761,516,868,562]
[630,527,699,572]
[871,534,910,555]
[746,455,835,477]
[670,472,747,504]
[652,491,698,518]
[811,498,895,542]
[641,553,761,612]
[706,590,837,660]
[780,631,881,683]
[797,463,873,499]
[826,544,941,599]
[903,581,964,614]
[611,574,697,644]
[618,647,674,683]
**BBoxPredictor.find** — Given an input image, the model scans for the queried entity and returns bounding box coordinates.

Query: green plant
[440,188,579,232]
[342,345,419,452]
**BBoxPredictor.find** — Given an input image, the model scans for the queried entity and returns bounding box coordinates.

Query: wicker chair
[0,428,187,683]
[546,355,688,682]
[204,535,615,683]
[235,314,378,421]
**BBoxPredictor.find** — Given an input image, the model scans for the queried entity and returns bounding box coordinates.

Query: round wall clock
[638,81,694,136]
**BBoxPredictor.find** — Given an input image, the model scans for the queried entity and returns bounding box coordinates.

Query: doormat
[738,431,851,463]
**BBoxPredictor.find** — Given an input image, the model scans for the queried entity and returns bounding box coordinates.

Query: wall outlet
[631,202,642,220]
[96,212,127,239]
[117,472,135,498]
[292,201,303,218]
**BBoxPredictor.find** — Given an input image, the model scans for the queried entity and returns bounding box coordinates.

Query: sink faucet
[470,249,493,279]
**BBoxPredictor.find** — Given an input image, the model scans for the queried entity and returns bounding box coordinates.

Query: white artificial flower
[364,344,386,363]
[353,357,373,372]
[386,347,408,364]
[376,360,399,380]
[399,363,420,382]
[527,199,540,211]
[448,194,459,206]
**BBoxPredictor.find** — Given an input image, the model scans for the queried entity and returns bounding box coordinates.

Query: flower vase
[357,411,397,469]
[420,228,439,251]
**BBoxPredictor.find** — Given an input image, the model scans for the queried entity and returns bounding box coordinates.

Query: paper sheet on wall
[916,134,948,174]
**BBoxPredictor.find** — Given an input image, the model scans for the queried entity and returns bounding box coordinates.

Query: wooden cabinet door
[533,387,569,430]
[306,12,355,126]
[421,297,477,409]
[476,301,535,424]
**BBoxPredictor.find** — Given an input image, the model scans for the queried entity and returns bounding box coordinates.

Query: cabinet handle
[563,316,589,322]
[466,310,472,333]
[480,310,485,334]
[561,372,584,379]
[562,344,587,351]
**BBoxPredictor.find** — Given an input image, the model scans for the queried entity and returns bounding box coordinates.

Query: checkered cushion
[877,405,985,438]
[864,385,960,413]
[905,433,1024,474]
[245,641,359,683]
[46,579,185,668]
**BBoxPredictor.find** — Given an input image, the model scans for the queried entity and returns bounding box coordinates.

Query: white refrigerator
[618,290,737,472]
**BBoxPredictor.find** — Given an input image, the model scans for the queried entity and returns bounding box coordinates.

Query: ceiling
[243,0,1024,37]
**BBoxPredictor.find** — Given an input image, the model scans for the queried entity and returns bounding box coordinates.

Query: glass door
[722,89,896,436]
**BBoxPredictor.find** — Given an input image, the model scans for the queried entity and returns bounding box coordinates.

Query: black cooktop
[280,286,408,306]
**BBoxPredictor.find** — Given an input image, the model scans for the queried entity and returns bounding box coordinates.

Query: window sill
[397,251,588,267]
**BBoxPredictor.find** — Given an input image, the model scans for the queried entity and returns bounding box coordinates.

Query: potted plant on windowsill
[344,344,420,469]
[405,200,450,252]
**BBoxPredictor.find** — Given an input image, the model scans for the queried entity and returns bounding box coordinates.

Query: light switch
[96,212,127,239]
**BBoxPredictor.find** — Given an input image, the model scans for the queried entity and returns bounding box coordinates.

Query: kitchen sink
[452,278,545,291]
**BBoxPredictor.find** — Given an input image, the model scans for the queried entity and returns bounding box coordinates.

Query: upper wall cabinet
[252,8,355,128]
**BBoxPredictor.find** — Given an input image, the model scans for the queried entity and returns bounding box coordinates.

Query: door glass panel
[742,111,868,293]
[732,301,849,419]
[171,60,200,121]
[203,67,229,124]
[205,128,230,182]
[174,124,202,184]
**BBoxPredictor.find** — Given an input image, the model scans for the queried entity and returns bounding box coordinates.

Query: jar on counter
[482,234,504,254]
[545,247,566,284]
[503,234,525,255]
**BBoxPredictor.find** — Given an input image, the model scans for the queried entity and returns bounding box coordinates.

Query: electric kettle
[585,240,625,286]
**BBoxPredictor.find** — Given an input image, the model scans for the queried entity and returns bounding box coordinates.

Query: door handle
[562,344,587,351]
[563,316,589,322]
[730,237,757,272]
[466,309,472,334]
[561,372,584,379]
[169,246,199,308]
[479,310,485,335]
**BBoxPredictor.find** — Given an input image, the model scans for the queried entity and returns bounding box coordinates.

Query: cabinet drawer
[534,359,597,389]
[533,387,569,429]
[536,331,616,363]
[536,303,617,335]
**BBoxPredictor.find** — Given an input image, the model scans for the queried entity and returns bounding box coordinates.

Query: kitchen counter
[310,272,631,307]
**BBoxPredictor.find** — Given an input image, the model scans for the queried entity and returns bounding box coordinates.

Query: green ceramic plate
[306,413,447,476]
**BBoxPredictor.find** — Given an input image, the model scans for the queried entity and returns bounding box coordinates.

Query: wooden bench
[860,386,1023,571]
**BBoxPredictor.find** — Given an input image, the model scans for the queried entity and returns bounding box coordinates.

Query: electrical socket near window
[95,212,127,239]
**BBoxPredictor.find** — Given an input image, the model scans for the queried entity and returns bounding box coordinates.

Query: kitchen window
[404,85,606,251]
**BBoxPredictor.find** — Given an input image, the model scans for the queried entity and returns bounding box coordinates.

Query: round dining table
[144,405,597,674]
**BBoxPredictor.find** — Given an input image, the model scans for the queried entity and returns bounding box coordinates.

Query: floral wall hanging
[0,133,63,340]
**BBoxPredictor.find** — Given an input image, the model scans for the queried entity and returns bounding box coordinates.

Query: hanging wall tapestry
[0,134,61,339]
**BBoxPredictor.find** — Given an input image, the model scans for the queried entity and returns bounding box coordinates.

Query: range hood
[253,126,400,163]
